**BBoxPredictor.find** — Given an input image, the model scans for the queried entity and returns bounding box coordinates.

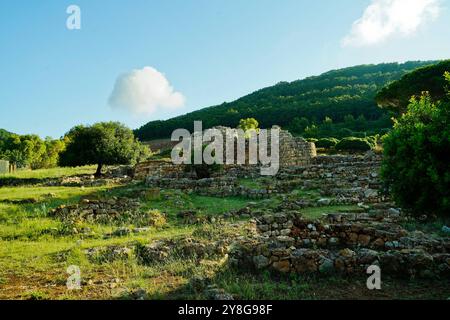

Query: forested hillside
[135,61,437,140]
[376,60,450,114]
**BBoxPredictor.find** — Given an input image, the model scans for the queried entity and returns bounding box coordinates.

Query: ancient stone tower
[275,126,317,166]
[207,125,317,167]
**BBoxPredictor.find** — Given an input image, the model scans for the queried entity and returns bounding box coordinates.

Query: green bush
[381,90,450,217]
[315,138,339,149]
[365,135,379,149]
[335,137,372,152]
[147,209,167,228]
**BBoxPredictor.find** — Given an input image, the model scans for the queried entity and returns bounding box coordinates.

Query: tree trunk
[94,163,103,178]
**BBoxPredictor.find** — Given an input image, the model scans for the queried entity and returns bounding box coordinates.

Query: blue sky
[1,0,449,138]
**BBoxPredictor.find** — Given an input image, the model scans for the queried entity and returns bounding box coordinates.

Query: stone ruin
[140,152,385,206]
[134,127,317,179]
[206,125,317,167]
[229,209,450,278]
[131,129,450,281]
[277,127,317,166]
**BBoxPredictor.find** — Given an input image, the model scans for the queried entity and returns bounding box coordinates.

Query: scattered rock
[442,226,450,234]
[318,258,334,274]
[317,198,332,206]
[253,255,270,269]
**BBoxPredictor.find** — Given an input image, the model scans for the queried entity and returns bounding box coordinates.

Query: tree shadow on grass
[141,262,450,300]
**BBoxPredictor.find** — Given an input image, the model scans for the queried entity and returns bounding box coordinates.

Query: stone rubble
[50,197,145,225]
[230,210,450,278]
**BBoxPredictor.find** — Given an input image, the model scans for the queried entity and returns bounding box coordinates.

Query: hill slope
[135,61,437,140]
[376,60,450,114]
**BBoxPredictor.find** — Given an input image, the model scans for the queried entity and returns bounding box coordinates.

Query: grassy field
[0,167,448,300]
[0,166,97,180]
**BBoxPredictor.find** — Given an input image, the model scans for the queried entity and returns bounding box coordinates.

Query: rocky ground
[0,158,449,300]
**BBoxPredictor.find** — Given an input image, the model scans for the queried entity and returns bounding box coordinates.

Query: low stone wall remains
[230,211,450,278]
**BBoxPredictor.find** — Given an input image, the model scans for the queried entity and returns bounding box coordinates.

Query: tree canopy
[59,122,150,177]
[0,131,65,170]
[238,118,259,132]
[381,75,450,217]
[376,60,450,115]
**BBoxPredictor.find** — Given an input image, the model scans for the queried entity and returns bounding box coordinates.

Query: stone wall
[134,160,187,180]
[277,128,317,166]
[141,153,385,204]
[135,127,317,180]
[230,210,450,278]
[145,176,280,199]
[50,197,144,226]
[209,125,317,167]
[279,153,384,203]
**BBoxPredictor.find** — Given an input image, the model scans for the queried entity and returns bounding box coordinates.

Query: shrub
[335,137,372,152]
[365,135,379,149]
[337,128,354,138]
[147,209,167,228]
[381,90,450,217]
[315,138,339,149]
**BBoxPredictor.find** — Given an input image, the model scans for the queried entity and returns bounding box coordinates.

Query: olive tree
[59,122,149,177]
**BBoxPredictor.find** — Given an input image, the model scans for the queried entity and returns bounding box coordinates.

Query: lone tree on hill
[59,122,149,177]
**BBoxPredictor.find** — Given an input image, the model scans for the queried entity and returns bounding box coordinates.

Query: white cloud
[342,0,441,47]
[108,66,185,115]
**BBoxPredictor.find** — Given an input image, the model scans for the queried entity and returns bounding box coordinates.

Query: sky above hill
[1,0,450,138]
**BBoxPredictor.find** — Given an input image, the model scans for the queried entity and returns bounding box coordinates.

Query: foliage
[59,122,150,177]
[147,209,167,228]
[0,131,66,170]
[381,81,450,217]
[135,61,436,140]
[376,60,450,115]
[288,117,310,134]
[335,137,372,152]
[237,118,259,132]
[315,138,339,149]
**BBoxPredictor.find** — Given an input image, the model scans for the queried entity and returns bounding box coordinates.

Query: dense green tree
[3,149,27,169]
[238,118,259,132]
[34,138,66,169]
[288,117,310,134]
[59,122,150,177]
[315,138,339,149]
[0,133,48,169]
[381,84,450,217]
[303,124,319,138]
[376,60,450,115]
[335,137,372,152]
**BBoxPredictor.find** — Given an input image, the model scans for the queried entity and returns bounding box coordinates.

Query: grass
[141,190,254,218]
[0,168,239,299]
[301,205,362,219]
[238,178,265,189]
[0,166,449,300]
[0,165,97,180]
[401,218,450,237]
